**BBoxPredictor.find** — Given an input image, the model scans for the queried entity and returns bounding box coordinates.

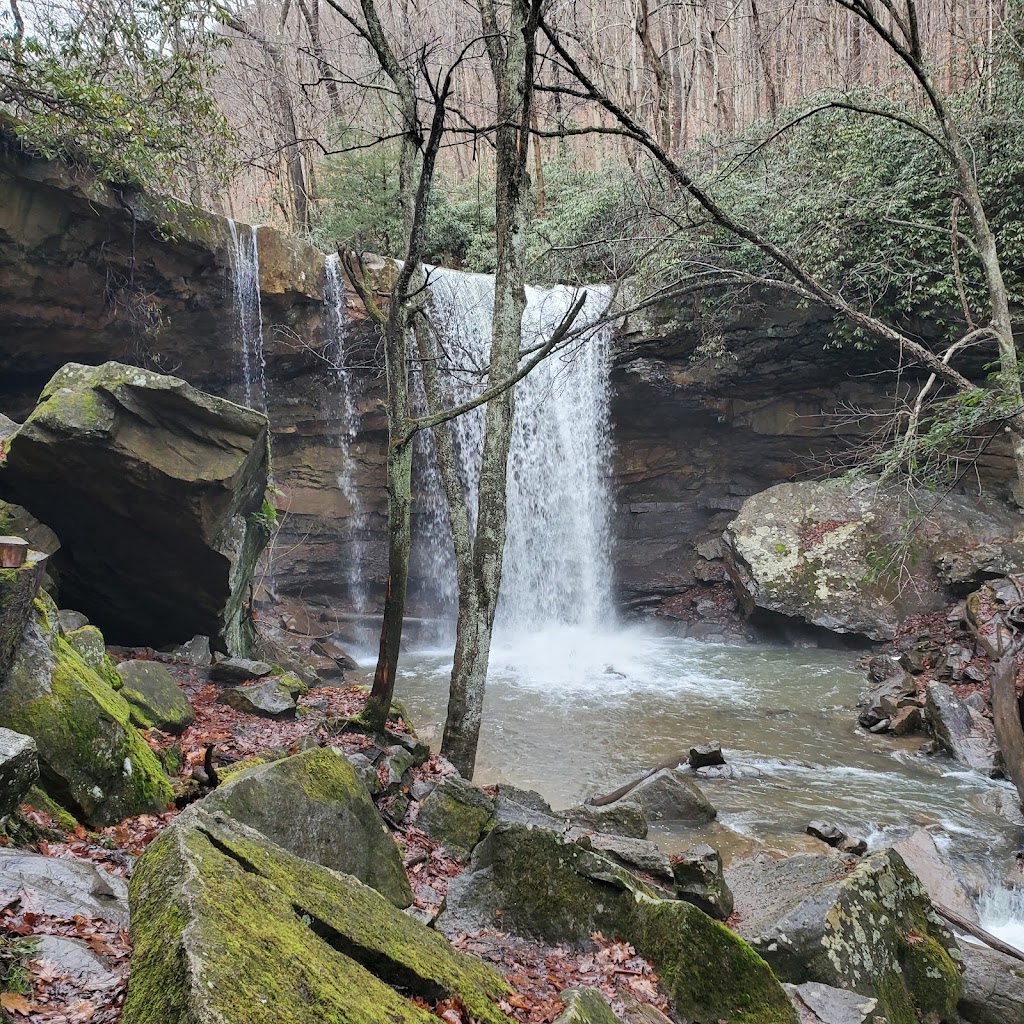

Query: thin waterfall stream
[326,263,1024,949]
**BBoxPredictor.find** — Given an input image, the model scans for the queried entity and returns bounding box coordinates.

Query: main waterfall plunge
[412,267,616,636]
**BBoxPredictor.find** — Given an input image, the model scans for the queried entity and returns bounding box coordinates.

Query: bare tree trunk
[440,0,539,778]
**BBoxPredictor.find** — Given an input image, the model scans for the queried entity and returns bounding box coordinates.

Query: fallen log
[935,902,1024,965]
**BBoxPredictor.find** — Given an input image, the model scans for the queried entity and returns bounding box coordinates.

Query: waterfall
[323,254,368,612]
[415,267,615,634]
[227,220,268,412]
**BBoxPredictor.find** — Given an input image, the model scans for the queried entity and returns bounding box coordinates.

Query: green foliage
[0,935,36,995]
[0,0,233,193]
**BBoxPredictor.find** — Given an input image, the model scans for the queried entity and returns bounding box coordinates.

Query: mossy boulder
[200,746,413,907]
[415,777,496,858]
[437,821,795,1024]
[217,676,298,718]
[730,849,961,1024]
[0,594,173,825]
[0,361,270,655]
[64,625,122,690]
[124,806,511,1024]
[116,660,194,734]
[724,478,1024,641]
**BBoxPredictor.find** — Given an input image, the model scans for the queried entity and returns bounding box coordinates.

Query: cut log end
[0,537,29,569]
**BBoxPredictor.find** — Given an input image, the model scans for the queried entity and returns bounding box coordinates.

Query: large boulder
[124,806,510,1024]
[729,849,962,1024]
[618,767,716,825]
[201,746,413,907]
[0,362,270,655]
[0,594,173,824]
[0,549,47,681]
[437,821,796,1024]
[724,478,1024,640]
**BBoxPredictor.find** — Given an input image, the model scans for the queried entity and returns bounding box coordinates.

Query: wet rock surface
[0,727,38,816]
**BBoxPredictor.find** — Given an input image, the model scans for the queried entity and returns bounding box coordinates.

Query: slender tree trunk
[440,0,538,778]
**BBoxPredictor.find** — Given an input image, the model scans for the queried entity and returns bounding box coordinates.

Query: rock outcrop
[125,806,510,1024]
[0,727,38,815]
[0,361,271,654]
[724,477,1024,640]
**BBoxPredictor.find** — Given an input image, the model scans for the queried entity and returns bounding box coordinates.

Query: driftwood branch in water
[587,753,689,806]
[934,902,1024,964]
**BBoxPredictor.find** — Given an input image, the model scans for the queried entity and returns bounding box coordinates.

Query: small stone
[868,719,890,733]
[168,635,212,667]
[410,779,436,802]
[210,657,273,683]
[898,650,926,674]
[838,837,868,856]
[671,843,733,919]
[688,741,726,769]
[807,821,846,847]
[889,705,923,736]
[217,678,297,718]
[0,729,38,816]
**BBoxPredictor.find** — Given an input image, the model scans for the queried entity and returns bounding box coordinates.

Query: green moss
[626,896,797,1024]
[416,778,495,859]
[64,626,121,690]
[0,598,173,825]
[21,786,79,831]
[125,809,511,1024]
[217,750,285,782]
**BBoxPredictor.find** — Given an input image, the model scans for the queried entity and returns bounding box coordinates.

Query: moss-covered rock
[22,785,79,831]
[0,594,173,825]
[553,988,622,1024]
[731,849,961,1024]
[124,807,511,1024]
[0,361,270,655]
[437,821,795,1024]
[415,777,496,859]
[64,625,122,690]
[115,660,195,734]
[200,746,413,907]
[217,677,297,717]
[627,896,797,1024]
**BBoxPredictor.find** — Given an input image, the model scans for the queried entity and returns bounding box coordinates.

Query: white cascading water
[323,254,368,612]
[227,219,268,412]
[414,266,615,636]
[976,886,1024,953]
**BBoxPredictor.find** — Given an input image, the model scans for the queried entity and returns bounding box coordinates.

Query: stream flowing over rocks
[2,147,1024,1024]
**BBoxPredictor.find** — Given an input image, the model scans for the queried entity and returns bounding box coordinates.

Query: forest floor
[0,651,673,1024]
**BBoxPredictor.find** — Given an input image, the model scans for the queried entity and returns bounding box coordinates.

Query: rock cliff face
[1,145,1014,632]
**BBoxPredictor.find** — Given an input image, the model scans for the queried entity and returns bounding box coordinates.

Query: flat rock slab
[116,660,194,734]
[210,657,273,683]
[0,727,38,816]
[124,807,511,1024]
[0,361,270,654]
[0,849,129,927]
[785,982,879,1024]
[34,935,120,991]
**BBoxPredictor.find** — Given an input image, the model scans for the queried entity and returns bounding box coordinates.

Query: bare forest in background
[210,0,1012,231]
